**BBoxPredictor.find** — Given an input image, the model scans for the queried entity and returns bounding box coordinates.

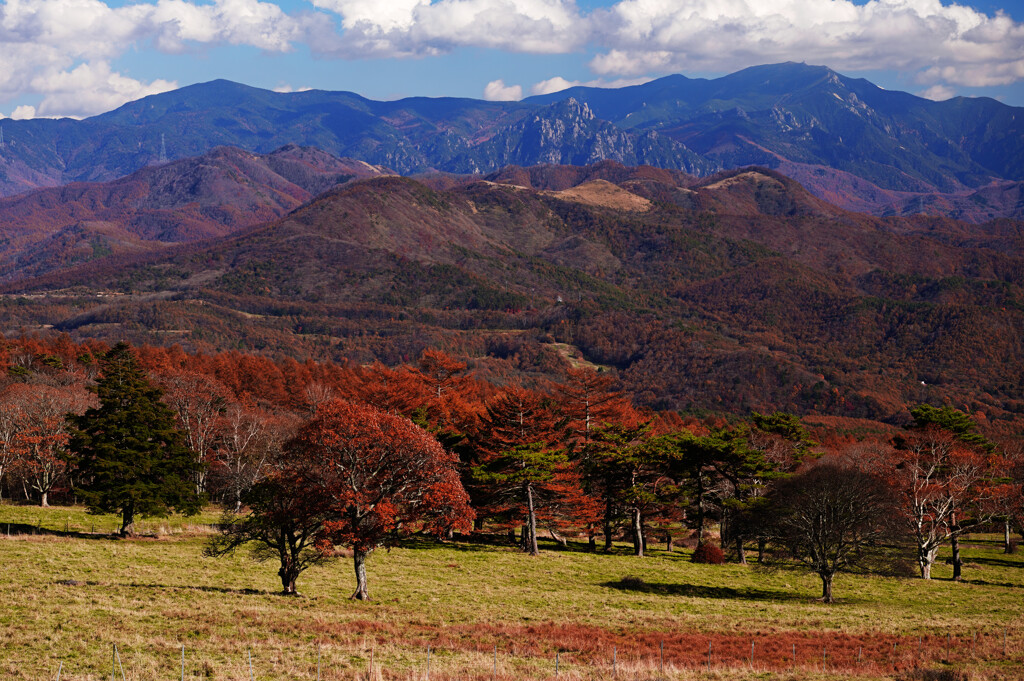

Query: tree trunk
[120,503,135,537]
[1004,518,1013,554]
[665,532,673,552]
[951,534,962,582]
[549,528,567,548]
[526,485,539,556]
[757,537,767,564]
[40,490,48,507]
[950,510,962,581]
[820,572,834,604]
[735,535,747,565]
[918,545,937,579]
[604,500,614,551]
[279,562,298,595]
[695,484,705,544]
[351,549,370,600]
[632,508,644,558]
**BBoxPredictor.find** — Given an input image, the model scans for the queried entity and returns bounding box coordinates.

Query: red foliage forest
[1,333,1020,599]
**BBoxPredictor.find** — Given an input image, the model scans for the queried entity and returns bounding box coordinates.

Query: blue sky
[1,0,1022,118]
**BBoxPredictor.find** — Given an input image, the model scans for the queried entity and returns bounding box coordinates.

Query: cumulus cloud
[483,79,522,101]
[530,75,651,95]
[305,0,1024,93]
[531,76,576,95]
[0,0,312,117]
[3,0,1023,117]
[10,104,36,119]
[587,0,1024,92]
[309,0,586,57]
[31,61,177,118]
[919,84,957,101]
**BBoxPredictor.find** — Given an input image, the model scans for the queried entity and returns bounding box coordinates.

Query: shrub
[691,542,726,564]
[884,557,919,578]
[901,669,969,681]
[616,576,647,590]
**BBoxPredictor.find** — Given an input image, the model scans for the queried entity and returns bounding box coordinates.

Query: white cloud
[305,0,1024,93]
[10,104,36,119]
[273,84,314,93]
[586,0,1024,93]
[1,0,1022,118]
[531,76,576,95]
[919,84,957,101]
[310,0,586,58]
[31,61,176,118]
[0,0,310,117]
[483,79,522,101]
[530,74,651,95]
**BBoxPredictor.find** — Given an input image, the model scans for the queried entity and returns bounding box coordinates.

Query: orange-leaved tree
[288,400,473,600]
[470,386,596,555]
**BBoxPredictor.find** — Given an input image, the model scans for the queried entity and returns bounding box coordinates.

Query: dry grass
[545,180,652,212]
[1,504,1021,680]
[703,171,781,191]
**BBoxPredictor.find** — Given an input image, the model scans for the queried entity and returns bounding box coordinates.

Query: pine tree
[68,342,203,536]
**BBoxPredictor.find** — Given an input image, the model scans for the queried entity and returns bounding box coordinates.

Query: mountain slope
[0,145,390,280]
[5,164,1023,422]
[0,63,1021,221]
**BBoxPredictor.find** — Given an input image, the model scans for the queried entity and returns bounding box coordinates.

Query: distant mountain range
[0,62,1021,221]
[5,159,1022,421]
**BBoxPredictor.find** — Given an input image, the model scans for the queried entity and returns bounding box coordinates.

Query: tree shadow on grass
[601,577,806,601]
[1,522,124,540]
[400,534,597,554]
[117,582,271,595]
[960,578,1024,589]
[961,555,1024,570]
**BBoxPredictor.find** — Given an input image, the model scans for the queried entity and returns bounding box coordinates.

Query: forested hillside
[3,163,1022,422]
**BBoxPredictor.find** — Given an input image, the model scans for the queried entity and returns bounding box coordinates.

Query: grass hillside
[1,505,1021,680]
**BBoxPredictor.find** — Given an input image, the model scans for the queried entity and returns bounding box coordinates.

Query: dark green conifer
[68,342,202,536]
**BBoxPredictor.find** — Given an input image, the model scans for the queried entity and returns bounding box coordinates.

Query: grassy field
[1,504,1021,681]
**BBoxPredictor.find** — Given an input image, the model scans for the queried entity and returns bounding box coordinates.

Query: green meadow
[1,504,1021,680]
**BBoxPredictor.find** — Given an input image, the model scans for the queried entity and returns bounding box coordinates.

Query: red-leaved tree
[287,400,473,600]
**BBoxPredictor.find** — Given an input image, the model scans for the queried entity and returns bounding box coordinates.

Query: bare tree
[302,382,334,415]
[894,426,993,579]
[10,384,93,506]
[213,404,297,512]
[767,462,898,603]
[0,399,21,501]
[163,373,230,493]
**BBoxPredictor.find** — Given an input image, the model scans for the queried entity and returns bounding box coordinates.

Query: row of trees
[1,336,1022,603]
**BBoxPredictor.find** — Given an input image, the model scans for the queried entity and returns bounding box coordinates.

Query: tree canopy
[68,342,203,536]
[287,399,473,600]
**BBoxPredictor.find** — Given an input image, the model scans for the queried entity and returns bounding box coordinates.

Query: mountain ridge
[0,63,1020,220]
